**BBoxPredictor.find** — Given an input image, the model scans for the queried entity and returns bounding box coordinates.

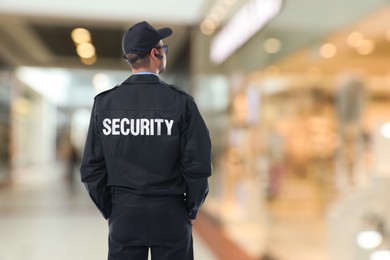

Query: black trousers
[108,192,193,260]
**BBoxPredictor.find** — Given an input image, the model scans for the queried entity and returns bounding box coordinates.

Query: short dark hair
[125,54,151,69]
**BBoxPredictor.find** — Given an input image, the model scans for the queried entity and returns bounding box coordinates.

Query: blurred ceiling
[0,0,223,70]
[276,4,390,76]
[0,0,389,76]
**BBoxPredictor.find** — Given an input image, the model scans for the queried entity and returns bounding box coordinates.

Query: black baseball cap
[122,21,172,63]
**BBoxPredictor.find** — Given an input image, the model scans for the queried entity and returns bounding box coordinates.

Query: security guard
[80,21,212,260]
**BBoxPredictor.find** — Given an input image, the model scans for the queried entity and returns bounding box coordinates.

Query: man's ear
[150,49,163,60]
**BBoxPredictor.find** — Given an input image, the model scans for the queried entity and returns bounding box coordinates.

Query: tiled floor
[0,163,217,260]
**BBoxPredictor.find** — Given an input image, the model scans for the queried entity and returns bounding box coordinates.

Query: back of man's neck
[132,68,158,74]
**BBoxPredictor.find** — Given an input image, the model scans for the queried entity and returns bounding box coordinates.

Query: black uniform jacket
[80,74,212,220]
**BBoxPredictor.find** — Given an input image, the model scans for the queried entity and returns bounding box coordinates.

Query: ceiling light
[71,28,91,44]
[76,43,96,59]
[200,19,217,35]
[201,0,230,36]
[355,39,375,55]
[347,31,364,48]
[263,38,282,54]
[80,55,97,66]
[320,43,337,59]
[210,0,283,64]
[207,13,222,23]
[356,230,383,249]
[212,5,227,20]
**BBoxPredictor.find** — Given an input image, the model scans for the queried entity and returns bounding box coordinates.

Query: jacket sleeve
[80,101,112,219]
[181,98,212,219]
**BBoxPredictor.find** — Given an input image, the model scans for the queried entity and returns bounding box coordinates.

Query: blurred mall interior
[1,0,390,259]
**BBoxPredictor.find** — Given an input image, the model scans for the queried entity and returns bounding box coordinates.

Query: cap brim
[158,27,172,39]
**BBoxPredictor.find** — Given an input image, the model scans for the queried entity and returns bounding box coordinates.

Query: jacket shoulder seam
[166,84,193,99]
[94,85,119,99]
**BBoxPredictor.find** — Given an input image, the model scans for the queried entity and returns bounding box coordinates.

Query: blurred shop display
[201,63,390,259]
[263,84,337,207]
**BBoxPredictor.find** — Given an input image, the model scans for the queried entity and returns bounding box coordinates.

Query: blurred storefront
[190,2,390,260]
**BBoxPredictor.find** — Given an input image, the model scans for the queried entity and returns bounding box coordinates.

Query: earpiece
[155,53,163,60]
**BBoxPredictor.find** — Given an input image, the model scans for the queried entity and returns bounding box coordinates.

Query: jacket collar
[123,74,165,85]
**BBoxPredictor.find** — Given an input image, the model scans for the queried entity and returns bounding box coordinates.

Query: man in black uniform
[80,21,212,260]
